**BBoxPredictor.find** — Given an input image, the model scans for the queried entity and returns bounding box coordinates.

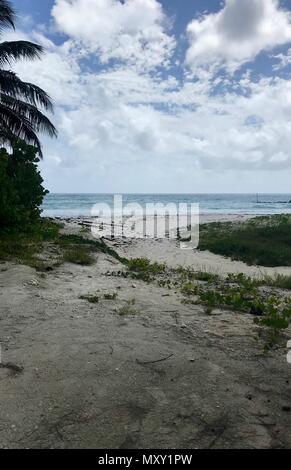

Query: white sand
[1,215,291,448]
[62,213,291,279]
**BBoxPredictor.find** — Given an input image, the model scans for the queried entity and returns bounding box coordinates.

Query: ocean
[42,193,291,218]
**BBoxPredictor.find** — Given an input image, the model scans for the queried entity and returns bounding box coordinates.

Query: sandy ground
[65,213,291,278]
[0,215,291,449]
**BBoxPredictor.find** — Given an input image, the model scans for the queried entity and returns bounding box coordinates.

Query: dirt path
[1,242,291,449]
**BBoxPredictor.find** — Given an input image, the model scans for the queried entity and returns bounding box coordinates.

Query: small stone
[282,405,291,412]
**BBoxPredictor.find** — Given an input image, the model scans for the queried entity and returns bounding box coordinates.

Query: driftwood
[0,362,24,373]
[136,354,174,365]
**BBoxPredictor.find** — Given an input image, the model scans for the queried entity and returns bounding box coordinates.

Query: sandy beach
[2,0,291,455]
[1,214,291,449]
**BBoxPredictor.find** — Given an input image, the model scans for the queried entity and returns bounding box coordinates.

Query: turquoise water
[42,194,291,218]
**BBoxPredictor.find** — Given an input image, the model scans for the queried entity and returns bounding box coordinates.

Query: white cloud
[4,2,291,192]
[2,29,82,106]
[186,0,291,74]
[11,32,291,184]
[51,0,175,70]
[272,48,291,70]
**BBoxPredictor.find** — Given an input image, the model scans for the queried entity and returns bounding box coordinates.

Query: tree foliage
[0,141,48,230]
[0,0,57,157]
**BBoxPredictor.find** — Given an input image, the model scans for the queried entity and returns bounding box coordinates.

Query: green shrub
[127,258,166,281]
[104,292,118,300]
[117,299,137,316]
[0,219,60,267]
[80,294,99,303]
[181,282,199,296]
[0,142,48,230]
[58,234,127,264]
[63,247,96,266]
[254,300,291,349]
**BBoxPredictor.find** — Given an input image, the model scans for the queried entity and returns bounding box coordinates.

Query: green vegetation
[177,270,291,349]
[0,219,125,270]
[174,266,219,283]
[264,274,291,290]
[80,226,90,234]
[199,215,291,267]
[181,282,199,296]
[63,247,95,266]
[80,292,118,303]
[58,234,127,264]
[0,0,56,157]
[117,299,137,316]
[125,258,291,349]
[254,300,291,350]
[104,292,118,300]
[0,0,57,237]
[0,143,48,230]
[0,219,59,269]
[127,258,166,282]
[79,294,99,304]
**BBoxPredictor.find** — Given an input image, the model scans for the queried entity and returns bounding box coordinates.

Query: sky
[7,0,291,193]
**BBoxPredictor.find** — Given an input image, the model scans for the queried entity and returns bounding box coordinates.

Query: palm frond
[0,94,57,137]
[0,106,42,156]
[0,0,15,31]
[0,3,57,157]
[0,41,44,66]
[0,70,53,111]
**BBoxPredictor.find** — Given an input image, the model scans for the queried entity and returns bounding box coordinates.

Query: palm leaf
[0,105,42,156]
[0,2,56,156]
[0,70,53,111]
[0,41,44,66]
[0,0,15,31]
[0,94,57,137]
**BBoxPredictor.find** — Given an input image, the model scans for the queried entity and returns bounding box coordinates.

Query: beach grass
[0,219,126,269]
[63,247,96,266]
[117,298,137,316]
[262,274,291,289]
[0,220,60,269]
[199,214,291,267]
[57,234,127,264]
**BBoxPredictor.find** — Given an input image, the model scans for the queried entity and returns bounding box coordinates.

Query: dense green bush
[0,141,48,230]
